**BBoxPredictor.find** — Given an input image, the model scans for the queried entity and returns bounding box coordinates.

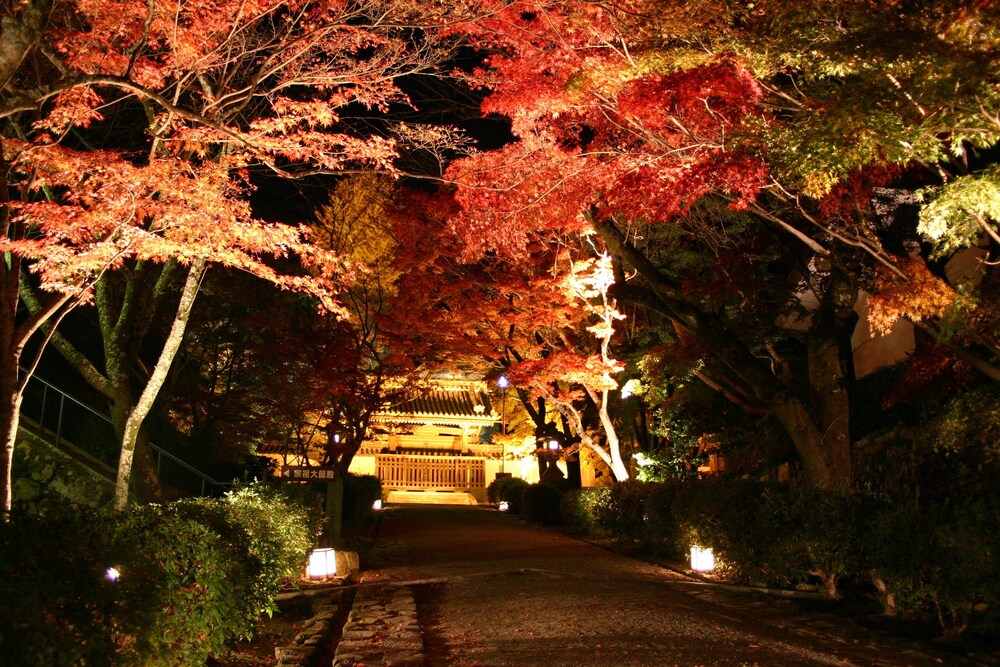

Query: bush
[0,482,322,666]
[779,485,864,598]
[0,504,119,666]
[673,478,798,585]
[558,482,677,549]
[601,480,655,543]
[487,475,512,504]
[559,487,608,536]
[491,476,530,513]
[521,483,563,524]
[863,493,1000,638]
[112,503,240,665]
[643,481,684,559]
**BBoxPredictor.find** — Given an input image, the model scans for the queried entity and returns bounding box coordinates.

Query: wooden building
[350,377,506,503]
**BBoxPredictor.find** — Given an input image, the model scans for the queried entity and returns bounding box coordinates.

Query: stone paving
[332,584,425,667]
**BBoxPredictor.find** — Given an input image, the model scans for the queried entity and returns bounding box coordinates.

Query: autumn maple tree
[0,0,477,514]
[443,0,999,490]
[381,188,624,481]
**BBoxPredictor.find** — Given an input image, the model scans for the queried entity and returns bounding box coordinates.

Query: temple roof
[375,384,497,426]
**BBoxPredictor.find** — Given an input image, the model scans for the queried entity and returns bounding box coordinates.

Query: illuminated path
[354,504,964,667]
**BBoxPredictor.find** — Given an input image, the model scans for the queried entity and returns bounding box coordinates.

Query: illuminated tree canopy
[2,0,997,510]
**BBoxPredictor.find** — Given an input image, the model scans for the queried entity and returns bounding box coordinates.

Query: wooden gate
[376,454,485,492]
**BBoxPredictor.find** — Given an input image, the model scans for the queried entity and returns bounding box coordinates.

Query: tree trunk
[592,217,852,490]
[113,259,206,511]
[0,0,53,89]
[804,274,857,490]
[597,393,630,481]
[1,251,18,517]
[0,378,20,518]
[323,473,345,546]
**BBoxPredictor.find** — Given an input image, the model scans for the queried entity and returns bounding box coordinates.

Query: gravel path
[342,504,979,667]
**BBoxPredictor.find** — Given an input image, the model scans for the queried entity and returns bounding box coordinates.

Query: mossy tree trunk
[112,259,206,511]
[593,217,854,491]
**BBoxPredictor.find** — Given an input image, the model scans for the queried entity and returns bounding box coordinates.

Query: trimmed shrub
[643,481,684,559]
[492,476,530,513]
[597,480,652,543]
[863,493,1000,638]
[779,485,864,598]
[521,483,563,524]
[559,487,608,536]
[487,475,513,504]
[672,478,796,585]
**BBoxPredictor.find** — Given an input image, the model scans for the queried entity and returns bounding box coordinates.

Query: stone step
[385,490,479,505]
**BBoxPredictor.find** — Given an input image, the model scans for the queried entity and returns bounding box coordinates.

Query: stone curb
[332,584,424,667]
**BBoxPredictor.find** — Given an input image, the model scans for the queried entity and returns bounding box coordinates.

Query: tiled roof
[379,386,495,422]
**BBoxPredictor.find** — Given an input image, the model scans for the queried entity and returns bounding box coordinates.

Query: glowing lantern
[306,548,337,579]
[690,546,715,572]
[498,501,509,511]
[105,566,121,582]
[372,499,383,510]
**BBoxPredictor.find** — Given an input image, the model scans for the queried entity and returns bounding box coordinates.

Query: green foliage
[558,487,609,537]
[634,409,704,482]
[0,483,320,665]
[521,483,563,524]
[672,478,788,584]
[919,166,1000,258]
[642,482,684,559]
[863,494,1000,638]
[558,481,655,543]
[730,2,1000,197]
[924,383,1000,464]
[112,502,239,665]
[489,476,531,513]
[857,382,1000,636]
[595,480,653,543]
[780,486,865,598]
[0,504,119,666]
[557,471,999,636]
[658,479,865,596]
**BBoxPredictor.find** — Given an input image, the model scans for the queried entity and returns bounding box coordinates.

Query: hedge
[557,476,1000,639]
[0,482,322,665]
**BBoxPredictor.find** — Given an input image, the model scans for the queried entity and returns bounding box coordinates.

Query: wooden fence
[376,453,486,492]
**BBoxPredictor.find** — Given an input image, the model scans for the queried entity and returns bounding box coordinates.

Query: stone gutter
[273,551,362,667]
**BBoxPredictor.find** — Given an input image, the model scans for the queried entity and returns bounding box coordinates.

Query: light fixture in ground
[690,546,715,572]
[498,501,509,511]
[306,548,337,579]
[105,566,121,582]
[372,499,383,510]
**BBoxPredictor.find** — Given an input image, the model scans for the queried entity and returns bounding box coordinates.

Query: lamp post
[497,375,509,473]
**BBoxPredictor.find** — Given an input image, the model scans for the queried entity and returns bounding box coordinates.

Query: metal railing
[19,370,230,499]
[376,453,486,492]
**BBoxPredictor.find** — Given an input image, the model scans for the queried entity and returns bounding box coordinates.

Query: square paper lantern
[690,546,715,572]
[306,548,337,579]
